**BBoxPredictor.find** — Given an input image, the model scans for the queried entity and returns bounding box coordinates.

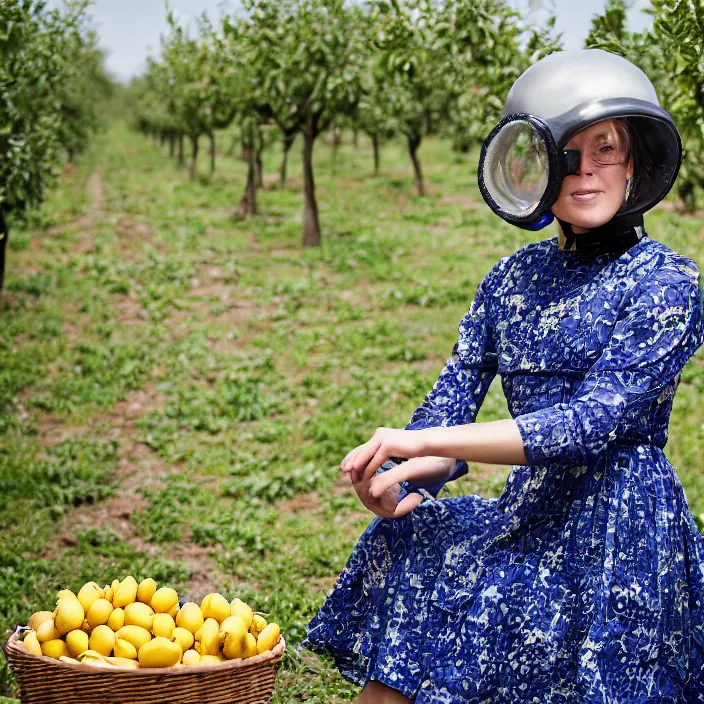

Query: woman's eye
[599,145,614,153]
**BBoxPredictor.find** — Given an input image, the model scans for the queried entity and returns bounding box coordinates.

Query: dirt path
[30,164,224,599]
[86,169,105,219]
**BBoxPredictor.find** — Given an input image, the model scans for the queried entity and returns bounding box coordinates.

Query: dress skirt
[302,446,704,703]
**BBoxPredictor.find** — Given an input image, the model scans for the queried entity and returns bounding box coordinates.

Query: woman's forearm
[421,419,528,466]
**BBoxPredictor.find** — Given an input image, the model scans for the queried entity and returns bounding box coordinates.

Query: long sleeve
[514,257,704,467]
[392,258,505,499]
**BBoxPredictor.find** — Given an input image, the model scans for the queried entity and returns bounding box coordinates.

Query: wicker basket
[3,627,286,704]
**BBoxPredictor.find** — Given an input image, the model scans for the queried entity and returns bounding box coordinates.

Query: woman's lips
[570,190,601,203]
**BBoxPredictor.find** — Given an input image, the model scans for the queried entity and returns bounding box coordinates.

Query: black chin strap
[556,213,645,255]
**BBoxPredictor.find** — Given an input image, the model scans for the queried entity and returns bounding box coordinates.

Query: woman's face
[551,119,634,232]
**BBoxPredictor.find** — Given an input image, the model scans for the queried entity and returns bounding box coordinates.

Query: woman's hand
[339,427,429,483]
[346,467,424,518]
[343,455,457,519]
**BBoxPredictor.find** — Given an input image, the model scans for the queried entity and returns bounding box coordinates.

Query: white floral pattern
[302,234,704,703]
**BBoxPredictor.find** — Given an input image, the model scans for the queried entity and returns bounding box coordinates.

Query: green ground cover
[2,123,704,701]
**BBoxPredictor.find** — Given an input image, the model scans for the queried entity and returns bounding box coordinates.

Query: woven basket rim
[4,630,286,676]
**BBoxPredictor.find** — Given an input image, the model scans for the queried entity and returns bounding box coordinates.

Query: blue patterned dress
[302,232,704,703]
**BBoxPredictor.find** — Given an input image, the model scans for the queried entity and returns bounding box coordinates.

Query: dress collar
[556,213,645,256]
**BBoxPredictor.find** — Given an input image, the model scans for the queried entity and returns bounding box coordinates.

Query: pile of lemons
[20,578,281,669]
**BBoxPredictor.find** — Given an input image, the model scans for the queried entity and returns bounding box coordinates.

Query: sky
[80,0,655,83]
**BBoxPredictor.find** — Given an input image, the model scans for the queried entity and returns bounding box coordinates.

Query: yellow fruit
[103,583,114,603]
[89,625,115,656]
[41,639,69,659]
[251,614,267,634]
[107,607,125,631]
[105,656,140,669]
[115,625,151,651]
[114,638,138,659]
[81,619,92,633]
[86,599,113,628]
[65,629,90,658]
[137,578,157,605]
[108,579,120,603]
[57,589,78,601]
[76,649,106,661]
[201,593,230,623]
[175,602,204,634]
[198,618,220,656]
[151,587,178,614]
[124,602,155,632]
[219,615,247,647]
[27,611,54,631]
[168,603,179,619]
[55,598,85,635]
[198,654,221,665]
[244,633,257,659]
[77,582,104,614]
[59,655,80,665]
[256,623,281,654]
[172,627,194,652]
[229,599,253,630]
[22,631,43,657]
[181,649,200,666]
[138,637,182,668]
[36,619,60,643]
[222,631,245,660]
[113,576,138,608]
[76,650,111,667]
[152,613,175,639]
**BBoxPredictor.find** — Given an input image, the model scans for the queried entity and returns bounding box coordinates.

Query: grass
[1,122,704,701]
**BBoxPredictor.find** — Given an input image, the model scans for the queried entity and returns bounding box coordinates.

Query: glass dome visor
[478,115,560,224]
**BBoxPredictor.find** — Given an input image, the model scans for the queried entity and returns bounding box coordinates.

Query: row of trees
[132,0,704,248]
[129,0,562,247]
[0,0,113,291]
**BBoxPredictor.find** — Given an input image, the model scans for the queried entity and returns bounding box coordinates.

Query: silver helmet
[477,49,682,230]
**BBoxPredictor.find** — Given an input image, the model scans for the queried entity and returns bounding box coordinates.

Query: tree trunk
[178,134,184,166]
[209,132,216,174]
[189,136,199,180]
[353,129,359,148]
[0,210,7,293]
[255,149,263,189]
[372,134,380,176]
[238,143,258,216]
[302,115,321,247]
[331,125,341,175]
[408,134,425,196]
[280,133,295,188]
[169,135,175,158]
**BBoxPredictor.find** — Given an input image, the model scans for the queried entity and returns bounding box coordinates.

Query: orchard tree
[586,0,704,211]
[160,15,212,180]
[371,0,454,196]
[235,0,367,247]
[650,0,704,210]
[0,0,107,291]
[373,0,561,189]
[353,7,398,177]
[57,24,112,162]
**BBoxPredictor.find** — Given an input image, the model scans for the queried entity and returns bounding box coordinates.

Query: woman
[302,49,704,703]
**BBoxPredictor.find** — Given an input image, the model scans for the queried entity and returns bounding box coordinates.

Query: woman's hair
[616,117,656,209]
